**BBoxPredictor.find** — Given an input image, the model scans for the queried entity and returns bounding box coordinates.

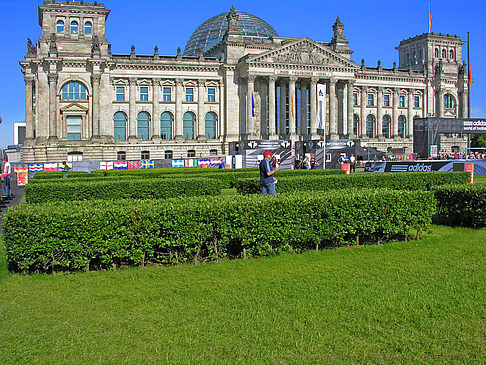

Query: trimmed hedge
[3,189,435,273]
[24,177,222,204]
[32,171,95,180]
[235,171,470,194]
[434,183,486,228]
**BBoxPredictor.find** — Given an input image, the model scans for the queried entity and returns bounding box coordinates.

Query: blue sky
[0,0,485,148]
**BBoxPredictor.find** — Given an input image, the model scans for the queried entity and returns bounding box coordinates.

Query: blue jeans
[261,182,276,195]
[4,175,11,197]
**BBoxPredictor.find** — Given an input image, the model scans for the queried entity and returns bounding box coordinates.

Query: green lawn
[1,226,485,364]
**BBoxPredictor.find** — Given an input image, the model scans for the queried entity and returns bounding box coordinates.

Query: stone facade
[20,1,468,163]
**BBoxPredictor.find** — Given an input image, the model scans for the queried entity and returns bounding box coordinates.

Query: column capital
[289,76,298,84]
[129,77,137,86]
[268,75,278,83]
[175,78,184,86]
[91,73,101,84]
[197,79,206,87]
[393,87,400,94]
[329,78,337,86]
[153,78,161,86]
[361,85,368,92]
[24,75,34,84]
[378,86,384,93]
[246,74,256,83]
[409,87,415,94]
[48,73,57,83]
[347,79,355,86]
[311,77,320,84]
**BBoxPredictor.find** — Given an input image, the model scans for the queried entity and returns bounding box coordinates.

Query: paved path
[0,177,25,236]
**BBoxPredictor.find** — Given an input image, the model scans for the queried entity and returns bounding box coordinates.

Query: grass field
[1,225,485,364]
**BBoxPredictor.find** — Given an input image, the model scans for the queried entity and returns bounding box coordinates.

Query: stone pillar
[341,82,347,136]
[152,78,161,140]
[347,80,354,138]
[219,80,225,140]
[128,77,137,140]
[24,76,35,141]
[246,75,255,139]
[407,88,414,138]
[300,81,308,136]
[197,79,206,140]
[437,90,444,118]
[175,78,183,140]
[288,77,297,137]
[279,80,287,137]
[91,73,101,139]
[310,77,318,138]
[392,88,399,137]
[329,78,338,139]
[377,87,384,138]
[360,86,367,138]
[461,91,468,118]
[48,73,58,141]
[268,76,277,139]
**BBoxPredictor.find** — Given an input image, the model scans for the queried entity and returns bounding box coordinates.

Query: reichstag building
[20,0,469,162]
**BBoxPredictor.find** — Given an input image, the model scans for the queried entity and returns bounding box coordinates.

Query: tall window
[56,20,64,33]
[70,21,78,34]
[137,112,150,140]
[116,87,125,101]
[398,116,406,138]
[205,112,217,139]
[449,49,454,59]
[399,95,405,107]
[84,21,92,34]
[368,93,375,106]
[61,82,87,101]
[384,94,390,107]
[353,93,358,106]
[163,87,171,101]
[187,150,196,158]
[113,112,127,141]
[382,115,391,138]
[414,96,420,108]
[435,48,439,58]
[66,116,82,141]
[441,49,446,58]
[208,88,215,102]
[117,151,126,161]
[366,115,375,138]
[444,94,454,109]
[160,111,173,140]
[140,87,148,101]
[353,114,359,136]
[183,112,195,139]
[186,88,194,102]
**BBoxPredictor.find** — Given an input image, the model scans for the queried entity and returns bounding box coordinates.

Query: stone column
[461,91,468,118]
[300,81,308,136]
[347,80,354,138]
[360,86,367,138]
[310,77,318,138]
[289,76,297,137]
[279,80,287,137]
[128,77,137,140]
[407,88,414,138]
[329,78,337,139]
[91,73,101,140]
[437,90,444,118]
[48,73,58,141]
[268,75,277,139]
[219,80,225,140]
[24,76,35,141]
[341,82,347,136]
[175,78,183,140]
[246,75,255,139]
[377,87,384,138]
[197,79,206,140]
[152,78,161,139]
[392,88,399,137]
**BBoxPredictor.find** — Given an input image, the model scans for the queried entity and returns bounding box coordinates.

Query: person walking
[349,154,356,173]
[2,157,12,199]
[259,150,279,195]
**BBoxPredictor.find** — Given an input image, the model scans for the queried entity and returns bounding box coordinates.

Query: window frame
[116,86,125,101]
[366,115,375,138]
[183,112,195,139]
[205,112,217,139]
[141,150,150,160]
[353,93,358,106]
[382,115,391,139]
[163,87,171,102]
[414,96,420,108]
[70,20,78,34]
[398,116,406,138]
[61,82,88,101]
[160,111,173,140]
[367,93,375,107]
[114,112,127,141]
[56,20,64,33]
[84,21,92,34]
[399,95,406,108]
[117,151,126,161]
[137,112,150,140]
[207,88,216,102]
[66,115,82,141]
[185,88,194,102]
[164,150,173,159]
[384,94,390,107]
[139,86,149,101]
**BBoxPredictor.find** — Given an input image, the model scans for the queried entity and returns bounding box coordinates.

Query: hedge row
[3,189,435,273]
[24,177,222,204]
[32,171,94,179]
[235,171,470,194]
[433,183,486,228]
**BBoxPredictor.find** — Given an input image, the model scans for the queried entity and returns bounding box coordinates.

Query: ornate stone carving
[48,73,57,84]
[129,77,137,86]
[48,33,57,56]
[26,38,36,56]
[272,43,332,65]
[91,73,101,84]
[91,35,101,57]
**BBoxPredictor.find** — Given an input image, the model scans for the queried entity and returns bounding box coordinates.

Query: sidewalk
[0,177,25,236]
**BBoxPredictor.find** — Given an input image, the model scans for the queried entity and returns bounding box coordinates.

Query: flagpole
[467,32,471,118]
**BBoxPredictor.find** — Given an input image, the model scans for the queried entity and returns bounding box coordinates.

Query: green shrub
[3,189,435,273]
[24,177,222,204]
[32,171,94,180]
[434,183,486,228]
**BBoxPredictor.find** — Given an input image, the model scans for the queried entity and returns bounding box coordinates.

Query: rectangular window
[66,116,82,141]
[163,87,171,102]
[353,93,358,106]
[187,150,196,158]
[384,94,390,107]
[164,150,173,159]
[117,151,126,161]
[399,95,405,107]
[414,96,420,108]
[141,151,150,160]
[368,93,374,106]
[140,87,148,101]
[116,87,125,101]
[208,88,215,102]
[186,88,194,102]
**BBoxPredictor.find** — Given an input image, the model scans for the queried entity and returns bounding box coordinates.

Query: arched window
[114,112,127,141]
[366,115,375,138]
[444,94,454,109]
[398,116,406,138]
[84,21,92,34]
[160,111,173,140]
[441,49,446,58]
[70,21,78,34]
[353,114,359,136]
[449,49,454,59]
[435,48,439,58]
[56,20,64,33]
[205,112,217,139]
[61,82,87,101]
[183,112,195,139]
[137,112,150,140]
[382,115,391,138]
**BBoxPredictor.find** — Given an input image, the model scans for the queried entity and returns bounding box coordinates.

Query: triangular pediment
[60,103,89,113]
[247,38,359,69]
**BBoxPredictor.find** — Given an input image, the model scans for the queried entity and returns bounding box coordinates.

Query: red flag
[428,4,432,33]
[468,34,473,87]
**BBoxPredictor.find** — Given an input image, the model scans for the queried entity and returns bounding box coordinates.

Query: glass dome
[184,10,278,56]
